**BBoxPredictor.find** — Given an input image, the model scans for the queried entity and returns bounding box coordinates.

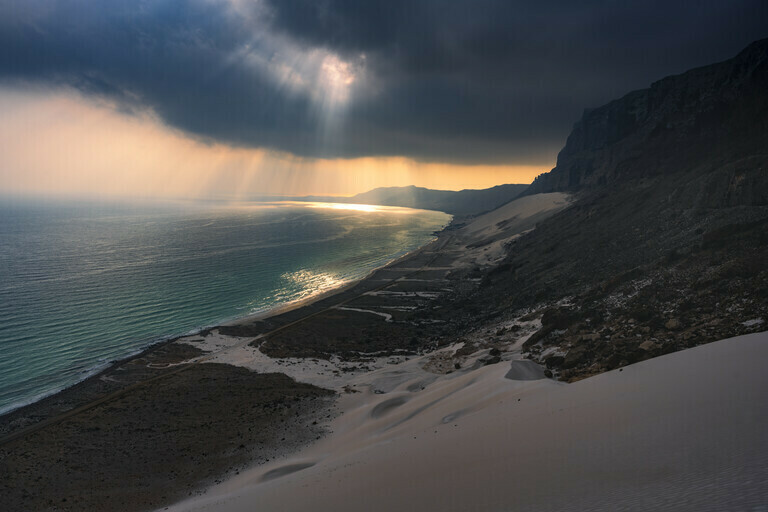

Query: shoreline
[0,212,465,510]
[223,218,452,327]
[0,215,452,419]
[1,192,580,512]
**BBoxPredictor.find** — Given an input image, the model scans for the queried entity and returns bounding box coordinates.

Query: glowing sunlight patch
[304,202,414,214]
[319,54,357,106]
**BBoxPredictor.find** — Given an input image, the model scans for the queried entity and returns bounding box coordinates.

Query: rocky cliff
[526,38,768,208]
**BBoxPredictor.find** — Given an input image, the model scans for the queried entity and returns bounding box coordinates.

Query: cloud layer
[1,0,766,165]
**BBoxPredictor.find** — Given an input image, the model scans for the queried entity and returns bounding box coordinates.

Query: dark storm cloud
[0,0,321,152]
[1,0,766,164]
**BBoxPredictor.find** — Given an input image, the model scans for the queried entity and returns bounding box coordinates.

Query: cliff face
[527,39,768,208]
[440,40,768,382]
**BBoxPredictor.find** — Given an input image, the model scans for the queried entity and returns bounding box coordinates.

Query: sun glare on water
[312,202,379,212]
[304,202,415,214]
[226,201,418,215]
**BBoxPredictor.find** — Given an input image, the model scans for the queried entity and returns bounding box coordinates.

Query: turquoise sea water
[0,199,450,414]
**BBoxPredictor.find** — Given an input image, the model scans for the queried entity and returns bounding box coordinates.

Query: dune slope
[168,331,768,512]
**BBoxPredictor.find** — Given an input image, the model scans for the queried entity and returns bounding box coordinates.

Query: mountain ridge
[262,183,529,216]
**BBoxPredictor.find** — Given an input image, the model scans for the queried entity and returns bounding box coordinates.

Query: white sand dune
[455,192,571,266]
[166,331,768,512]
[462,192,570,239]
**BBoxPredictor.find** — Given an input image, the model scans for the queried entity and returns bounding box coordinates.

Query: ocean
[0,198,450,415]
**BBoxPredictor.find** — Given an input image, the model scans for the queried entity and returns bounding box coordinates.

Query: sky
[0,0,766,199]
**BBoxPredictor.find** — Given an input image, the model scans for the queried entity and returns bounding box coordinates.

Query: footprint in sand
[406,376,437,392]
[441,409,468,424]
[260,462,316,482]
[370,396,410,419]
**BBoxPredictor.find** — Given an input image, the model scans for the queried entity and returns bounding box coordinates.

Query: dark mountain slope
[442,39,768,381]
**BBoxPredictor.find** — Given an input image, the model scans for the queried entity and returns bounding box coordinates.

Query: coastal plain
[0,193,569,511]
[1,188,766,511]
